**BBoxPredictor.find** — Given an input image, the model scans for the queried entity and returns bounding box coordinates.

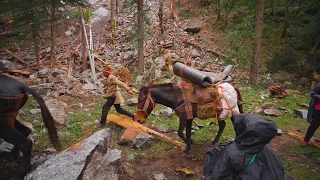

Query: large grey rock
[132,134,153,148]
[191,49,201,58]
[153,173,166,180]
[264,108,281,117]
[45,98,68,125]
[0,138,14,153]
[294,109,308,119]
[25,129,114,180]
[125,97,138,106]
[89,149,122,180]
[159,107,174,118]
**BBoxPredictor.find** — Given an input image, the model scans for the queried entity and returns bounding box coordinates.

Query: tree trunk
[31,20,40,69]
[248,0,265,84]
[111,0,115,41]
[281,0,288,38]
[217,0,221,21]
[79,8,87,71]
[50,0,56,67]
[270,0,274,16]
[159,0,164,34]
[116,0,119,14]
[30,0,40,69]
[138,0,144,72]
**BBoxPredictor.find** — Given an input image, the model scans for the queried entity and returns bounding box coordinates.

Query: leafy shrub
[267,48,299,73]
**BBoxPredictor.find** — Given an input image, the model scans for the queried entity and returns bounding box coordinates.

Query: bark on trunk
[270,0,274,16]
[249,0,265,84]
[138,0,144,72]
[116,0,119,14]
[159,0,164,34]
[217,0,221,21]
[50,0,56,67]
[281,0,288,38]
[79,8,87,71]
[30,1,40,69]
[111,0,115,41]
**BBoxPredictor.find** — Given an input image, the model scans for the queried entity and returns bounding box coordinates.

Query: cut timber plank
[107,114,185,148]
[287,131,320,148]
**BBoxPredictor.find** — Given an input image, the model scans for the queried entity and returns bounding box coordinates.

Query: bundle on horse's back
[173,62,234,87]
[173,62,213,87]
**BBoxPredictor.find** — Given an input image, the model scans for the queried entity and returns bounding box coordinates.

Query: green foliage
[267,48,299,73]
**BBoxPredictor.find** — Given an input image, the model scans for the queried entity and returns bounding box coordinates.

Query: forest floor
[1,0,320,179]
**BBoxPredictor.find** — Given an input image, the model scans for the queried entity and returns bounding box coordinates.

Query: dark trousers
[304,109,320,142]
[100,97,134,124]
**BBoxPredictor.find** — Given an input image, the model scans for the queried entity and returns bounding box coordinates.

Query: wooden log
[287,131,320,148]
[3,49,28,65]
[107,114,186,148]
[11,69,33,75]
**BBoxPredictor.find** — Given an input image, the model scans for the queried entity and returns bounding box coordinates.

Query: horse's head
[136,82,155,124]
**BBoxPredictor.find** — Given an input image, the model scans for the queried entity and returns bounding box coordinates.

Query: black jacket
[307,82,320,123]
[204,114,285,180]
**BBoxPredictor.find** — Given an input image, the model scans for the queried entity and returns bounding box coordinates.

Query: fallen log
[3,49,28,65]
[107,114,185,148]
[287,131,320,148]
[11,69,33,75]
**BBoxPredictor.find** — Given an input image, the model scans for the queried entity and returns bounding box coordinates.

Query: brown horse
[0,74,61,178]
[136,82,243,153]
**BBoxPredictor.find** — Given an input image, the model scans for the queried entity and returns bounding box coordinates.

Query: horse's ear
[147,79,154,90]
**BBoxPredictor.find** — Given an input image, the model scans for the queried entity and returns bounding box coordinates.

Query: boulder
[293,109,308,119]
[264,108,281,117]
[184,26,201,34]
[261,102,277,110]
[25,129,122,180]
[132,134,154,148]
[118,127,149,145]
[159,107,174,118]
[191,49,201,58]
[125,97,138,106]
[153,173,166,180]
[45,98,68,125]
[0,138,14,153]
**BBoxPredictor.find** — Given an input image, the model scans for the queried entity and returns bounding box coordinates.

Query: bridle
[137,89,155,116]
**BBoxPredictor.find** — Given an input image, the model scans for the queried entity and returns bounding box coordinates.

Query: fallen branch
[287,131,320,148]
[3,49,28,66]
[107,114,185,148]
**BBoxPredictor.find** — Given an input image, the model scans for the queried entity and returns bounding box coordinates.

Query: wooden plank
[107,114,186,148]
[287,131,320,148]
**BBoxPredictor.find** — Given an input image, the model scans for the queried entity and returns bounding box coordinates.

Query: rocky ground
[1,0,320,179]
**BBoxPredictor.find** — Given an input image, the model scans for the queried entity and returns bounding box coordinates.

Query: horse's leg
[10,120,32,159]
[0,122,32,176]
[178,119,187,143]
[184,119,192,153]
[211,120,226,145]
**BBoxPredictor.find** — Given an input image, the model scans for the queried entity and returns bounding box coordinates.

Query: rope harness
[137,90,155,116]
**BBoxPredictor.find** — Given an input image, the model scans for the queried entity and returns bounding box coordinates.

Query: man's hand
[127,90,134,95]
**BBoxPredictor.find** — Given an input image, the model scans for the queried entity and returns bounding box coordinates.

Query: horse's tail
[23,86,61,150]
[235,88,244,113]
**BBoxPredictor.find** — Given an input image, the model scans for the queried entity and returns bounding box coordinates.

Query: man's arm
[311,82,320,99]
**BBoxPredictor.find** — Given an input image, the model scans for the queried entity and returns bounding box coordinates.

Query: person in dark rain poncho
[204,114,285,180]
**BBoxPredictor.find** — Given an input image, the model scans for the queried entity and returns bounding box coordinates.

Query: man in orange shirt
[97,66,135,128]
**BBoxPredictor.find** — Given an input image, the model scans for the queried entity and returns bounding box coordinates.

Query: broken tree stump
[107,114,185,148]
